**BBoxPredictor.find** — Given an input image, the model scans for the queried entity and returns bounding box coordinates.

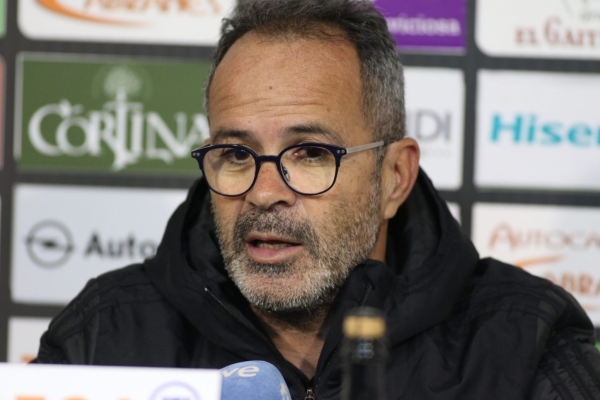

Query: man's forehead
[210,31,362,97]
[207,30,368,145]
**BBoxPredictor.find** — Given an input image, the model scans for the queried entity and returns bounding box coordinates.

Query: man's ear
[380,138,420,220]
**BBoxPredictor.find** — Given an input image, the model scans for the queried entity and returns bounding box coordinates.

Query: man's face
[208,32,384,313]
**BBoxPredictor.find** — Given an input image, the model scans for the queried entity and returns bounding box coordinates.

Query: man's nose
[245,161,296,210]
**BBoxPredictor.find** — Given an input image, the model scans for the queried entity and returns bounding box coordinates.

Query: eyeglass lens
[202,145,337,195]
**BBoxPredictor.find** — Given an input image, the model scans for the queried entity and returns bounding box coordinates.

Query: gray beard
[213,177,382,315]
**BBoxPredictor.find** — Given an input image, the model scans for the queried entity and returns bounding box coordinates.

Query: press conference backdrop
[0,0,599,363]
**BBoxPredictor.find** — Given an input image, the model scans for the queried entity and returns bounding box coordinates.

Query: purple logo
[373,0,467,53]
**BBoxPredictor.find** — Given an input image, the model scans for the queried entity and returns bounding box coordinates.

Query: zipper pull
[305,388,314,400]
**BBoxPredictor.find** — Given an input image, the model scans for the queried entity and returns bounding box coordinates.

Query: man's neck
[251,301,337,379]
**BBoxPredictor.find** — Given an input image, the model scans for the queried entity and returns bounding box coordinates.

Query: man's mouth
[251,240,297,250]
[246,233,300,246]
[244,235,303,262]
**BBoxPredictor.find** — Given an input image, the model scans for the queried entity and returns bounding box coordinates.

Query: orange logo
[488,222,600,311]
[513,255,565,269]
[38,0,223,25]
[489,223,600,252]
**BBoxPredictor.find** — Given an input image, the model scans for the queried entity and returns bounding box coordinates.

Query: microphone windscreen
[220,361,292,400]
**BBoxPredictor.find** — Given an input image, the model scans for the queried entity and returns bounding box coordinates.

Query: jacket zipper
[309,284,373,399]
[305,388,314,400]
[204,288,307,394]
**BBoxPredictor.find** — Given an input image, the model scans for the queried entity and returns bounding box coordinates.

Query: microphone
[220,361,292,400]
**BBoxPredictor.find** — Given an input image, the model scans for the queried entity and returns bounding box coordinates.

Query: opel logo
[25,220,75,268]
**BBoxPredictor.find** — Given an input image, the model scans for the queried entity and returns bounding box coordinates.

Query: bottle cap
[343,313,385,339]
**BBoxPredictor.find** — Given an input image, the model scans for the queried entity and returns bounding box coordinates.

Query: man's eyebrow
[211,129,253,144]
[284,124,345,146]
[210,124,345,146]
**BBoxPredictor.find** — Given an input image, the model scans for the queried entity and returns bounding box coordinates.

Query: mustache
[233,208,319,258]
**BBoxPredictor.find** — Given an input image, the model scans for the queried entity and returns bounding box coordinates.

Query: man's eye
[222,148,251,163]
[296,147,329,160]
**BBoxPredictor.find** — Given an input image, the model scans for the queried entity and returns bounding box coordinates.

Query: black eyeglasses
[191,141,386,197]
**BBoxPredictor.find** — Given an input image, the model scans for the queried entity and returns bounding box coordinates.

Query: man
[35,0,600,398]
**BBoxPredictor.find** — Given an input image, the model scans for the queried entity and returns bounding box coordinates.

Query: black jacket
[35,171,600,399]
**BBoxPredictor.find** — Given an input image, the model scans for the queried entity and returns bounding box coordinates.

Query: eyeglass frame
[191,140,387,197]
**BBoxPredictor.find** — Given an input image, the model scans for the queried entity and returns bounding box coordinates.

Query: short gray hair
[204,0,405,148]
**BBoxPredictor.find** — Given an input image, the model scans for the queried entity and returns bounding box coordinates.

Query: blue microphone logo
[220,361,291,400]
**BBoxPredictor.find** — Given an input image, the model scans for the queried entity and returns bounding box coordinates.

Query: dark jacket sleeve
[528,329,600,399]
[30,264,175,366]
[30,277,103,365]
[31,330,70,364]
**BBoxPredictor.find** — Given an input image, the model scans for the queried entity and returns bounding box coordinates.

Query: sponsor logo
[373,0,467,52]
[25,220,75,268]
[38,0,224,25]
[516,16,600,48]
[221,365,260,378]
[150,382,200,400]
[407,109,452,150]
[489,223,600,259]
[489,222,600,307]
[477,0,600,59]
[11,184,186,304]
[404,68,464,190]
[475,70,600,190]
[516,0,600,46]
[386,15,462,38]
[473,204,600,323]
[25,220,158,268]
[16,54,210,173]
[490,114,600,147]
[84,231,157,259]
[18,0,234,45]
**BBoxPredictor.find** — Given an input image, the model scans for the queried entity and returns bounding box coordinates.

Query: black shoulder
[35,263,167,364]
[465,258,591,330]
[452,259,600,398]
